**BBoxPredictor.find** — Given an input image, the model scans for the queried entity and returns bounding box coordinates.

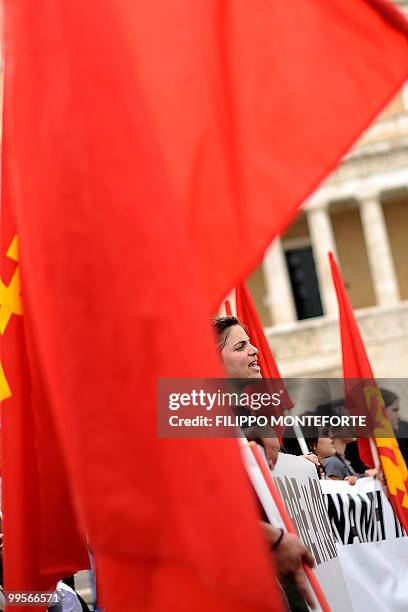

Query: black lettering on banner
[324,490,388,544]
[288,478,316,558]
[357,492,383,542]
[357,493,373,541]
[274,476,315,561]
[301,482,323,563]
[274,477,312,552]
[348,497,362,542]
[373,491,385,541]
[308,478,337,561]
[394,510,405,538]
[273,476,336,564]
[326,494,348,544]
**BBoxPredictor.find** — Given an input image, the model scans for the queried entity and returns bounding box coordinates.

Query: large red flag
[1,3,282,611]
[103,0,408,311]
[3,0,408,610]
[0,136,89,605]
[329,253,408,532]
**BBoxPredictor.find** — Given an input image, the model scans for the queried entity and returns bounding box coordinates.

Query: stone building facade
[250,88,408,379]
[242,2,408,407]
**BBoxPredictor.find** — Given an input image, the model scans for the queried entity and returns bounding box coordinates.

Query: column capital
[304,196,332,212]
[356,188,381,204]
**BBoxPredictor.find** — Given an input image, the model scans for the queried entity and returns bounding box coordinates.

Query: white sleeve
[56,582,83,612]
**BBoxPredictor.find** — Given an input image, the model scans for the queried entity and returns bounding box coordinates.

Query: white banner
[243,446,408,611]
[272,452,352,612]
[320,477,408,612]
[242,445,352,612]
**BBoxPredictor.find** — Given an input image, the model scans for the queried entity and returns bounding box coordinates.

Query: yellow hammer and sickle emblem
[0,235,23,400]
[363,385,394,438]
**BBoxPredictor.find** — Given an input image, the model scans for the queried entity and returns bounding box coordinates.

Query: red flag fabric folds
[2,2,282,610]
[0,149,89,607]
[329,253,408,533]
[106,0,408,311]
[3,0,408,610]
[235,282,293,414]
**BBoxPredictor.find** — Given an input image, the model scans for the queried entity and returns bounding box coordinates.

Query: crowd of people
[1,315,405,611]
[213,315,407,612]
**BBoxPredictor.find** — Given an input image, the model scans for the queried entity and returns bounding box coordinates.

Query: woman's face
[386,399,400,430]
[316,437,335,459]
[221,325,262,380]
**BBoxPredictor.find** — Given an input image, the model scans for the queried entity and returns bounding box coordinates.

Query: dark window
[285,247,323,320]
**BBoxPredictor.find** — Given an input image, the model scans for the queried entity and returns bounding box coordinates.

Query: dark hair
[281,434,311,456]
[308,425,331,475]
[315,400,353,437]
[281,416,318,455]
[380,388,398,408]
[315,399,346,416]
[212,316,242,350]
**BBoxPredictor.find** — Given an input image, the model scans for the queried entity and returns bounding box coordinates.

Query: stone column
[358,193,399,306]
[262,238,296,325]
[306,205,338,315]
